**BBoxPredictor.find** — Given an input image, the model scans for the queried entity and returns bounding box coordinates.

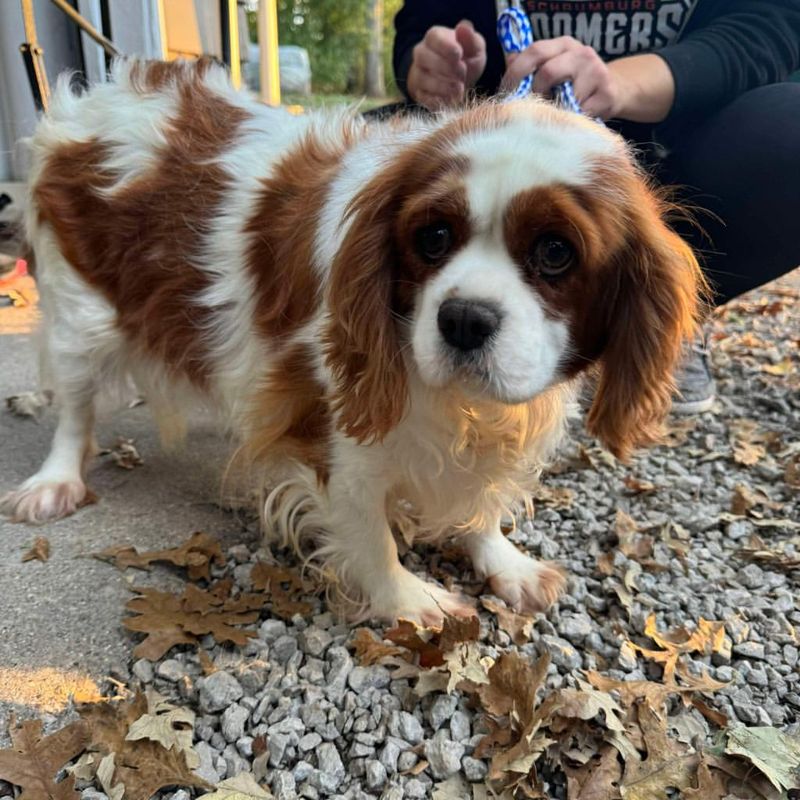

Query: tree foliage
[248,0,403,95]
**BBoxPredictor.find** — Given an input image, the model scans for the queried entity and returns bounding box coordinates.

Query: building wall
[0,0,163,181]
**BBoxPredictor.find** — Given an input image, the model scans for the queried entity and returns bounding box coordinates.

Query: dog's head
[326,100,705,458]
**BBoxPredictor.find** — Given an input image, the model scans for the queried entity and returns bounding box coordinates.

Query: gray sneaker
[671,342,716,414]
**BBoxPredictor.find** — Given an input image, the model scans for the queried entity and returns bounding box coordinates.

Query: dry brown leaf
[385,620,444,667]
[250,562,315,619]
[729,419,781,467]
[351,628,410,666]
[563,743,623,800]
[125,689,198,768]
[104,437,143,469]
[124,581,259,660]
[663,418,696,448]
[626,615,726,683]
[730,484,780,516]
[736,536,800,572]
[0,718,89,800]
[93,531,225,581]
[619,702,700,799]
[680,754,731,799]
[585,670,727,717]
[531,484,575,509]
[5,390,53,420]
[477,652,549,719]
[200,772,273,799]
[384,612,479,669]
[438,613,480,654]
[444,641,492,693]
[197,650,217,675]
[79,695,210,800]
[481,598,534,645]
[785,453,800,488]
[623,476,657,495]
[22,536,50,563]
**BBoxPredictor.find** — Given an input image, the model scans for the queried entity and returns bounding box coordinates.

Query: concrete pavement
[0,324,255,741]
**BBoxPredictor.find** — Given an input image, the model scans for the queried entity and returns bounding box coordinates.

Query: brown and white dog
[2,59,702,624]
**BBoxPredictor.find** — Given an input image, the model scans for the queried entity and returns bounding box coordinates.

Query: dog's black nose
[437,299,501,351]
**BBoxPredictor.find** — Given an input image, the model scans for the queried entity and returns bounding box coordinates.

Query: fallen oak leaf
[627,615,727,683]
[5,390,53,421]
[78,695,209,800]
[102,437,143,469]
[619,701,701,799]
[351,628,411,666]
[22,536,50,563]
[250,562,316,619]
[623,476,657,495]
[385,619,444,668]
[200,772,274,799]
[125,688,199,768]
[563,742,623,800]
[93,531,224,581]
[725,726,800,794]
[124,582,259,661]
[0,717,89,800]
[481,597,534,645]
[443,640,492,693]
[585,669,727,717]
[730,484,781,516]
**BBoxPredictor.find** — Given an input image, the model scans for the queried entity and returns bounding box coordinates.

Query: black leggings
[368,82,800,306]
[624,82,800,306]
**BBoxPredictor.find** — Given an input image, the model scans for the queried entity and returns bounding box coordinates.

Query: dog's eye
[416,222,453,264]
[528,235,576,278]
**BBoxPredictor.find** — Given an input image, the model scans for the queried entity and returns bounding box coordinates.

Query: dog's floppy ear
[325,176,408,444]
[587,190,707,460]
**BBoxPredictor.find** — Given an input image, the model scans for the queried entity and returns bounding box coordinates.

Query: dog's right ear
[325,176,408,444]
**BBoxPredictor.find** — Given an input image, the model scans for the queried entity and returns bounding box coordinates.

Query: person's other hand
[407,20,487,110]
[502,36,621,119]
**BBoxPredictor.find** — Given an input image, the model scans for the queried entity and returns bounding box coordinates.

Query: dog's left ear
[587,192,707,460]
[325,178,408,444]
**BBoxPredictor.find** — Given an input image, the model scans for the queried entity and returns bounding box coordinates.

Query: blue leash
[497,7,586,115]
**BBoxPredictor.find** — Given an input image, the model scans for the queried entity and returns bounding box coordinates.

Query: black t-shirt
[513,0,701,58]
[393,0,800,136]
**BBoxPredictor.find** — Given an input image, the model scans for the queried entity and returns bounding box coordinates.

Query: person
[391,1,800,413]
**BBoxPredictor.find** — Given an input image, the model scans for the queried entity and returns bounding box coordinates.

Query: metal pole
[48,0,120,57]
[220,0,241,88]
[257,0,280,106]
[20,0,50,112]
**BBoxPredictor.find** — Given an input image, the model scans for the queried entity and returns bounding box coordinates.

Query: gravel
[61,275,799,797]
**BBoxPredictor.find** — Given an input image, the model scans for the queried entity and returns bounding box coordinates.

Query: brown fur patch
[127,56,219,93]
[34,64,248,384]
[243,132,348,341]
[243,344,331,484]
[501,161,704,460]
[324,107,504,444]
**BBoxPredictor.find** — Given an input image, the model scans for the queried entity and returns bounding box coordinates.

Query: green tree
[248,0,403,96]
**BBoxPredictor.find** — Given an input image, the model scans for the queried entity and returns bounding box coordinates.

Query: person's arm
[657,0,800,129]
[606,54,675,124]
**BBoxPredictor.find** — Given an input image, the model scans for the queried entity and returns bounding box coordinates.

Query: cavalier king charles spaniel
[3,59,703,624]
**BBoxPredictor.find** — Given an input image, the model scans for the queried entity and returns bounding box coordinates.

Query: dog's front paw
[359,569,475,626]
[1,478,94,523]
[488,558,565,614]
[466,530,565,614]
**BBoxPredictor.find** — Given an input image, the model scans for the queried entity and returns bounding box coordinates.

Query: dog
[2,58,702,624]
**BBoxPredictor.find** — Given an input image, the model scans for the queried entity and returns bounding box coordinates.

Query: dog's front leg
[462,515,565,614]
[321,458,473,626]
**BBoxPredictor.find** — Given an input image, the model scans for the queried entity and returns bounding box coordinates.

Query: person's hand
[407,20,487,110]
[501,36,622,119]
